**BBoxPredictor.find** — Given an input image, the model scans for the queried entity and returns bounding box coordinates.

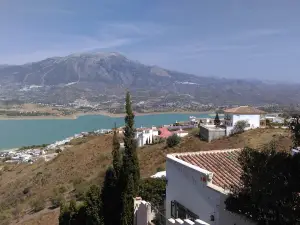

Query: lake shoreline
[0,110,215,120]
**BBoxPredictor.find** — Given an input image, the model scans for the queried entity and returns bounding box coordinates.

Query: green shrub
[139,178,167,207]
[166,134,181,148]
[74,182,89,201]
[230,120,248,135]
[189,128,200,136]
[59,185,67,194]
[156,167,164,172]
[51,193,65,208]
[0,210,12,225]
[30,198,46,212]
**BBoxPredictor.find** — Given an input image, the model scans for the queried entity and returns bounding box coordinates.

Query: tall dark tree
[120,174,135,225]
[112,122,122,177]
[225,142,300,225]
[123,91,140,193]
[214,112,221,126]
[85,185,103,225]
[101,167,120,225]
[120,91,140,225]
[290,115,300,147]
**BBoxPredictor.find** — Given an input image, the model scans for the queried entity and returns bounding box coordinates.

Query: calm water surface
[0,113,211,150]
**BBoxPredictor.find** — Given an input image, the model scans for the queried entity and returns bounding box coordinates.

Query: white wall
[225,114,261,136]
[134,198,156,225]
[232,114,260,129]
[166,157,255,225]
[176,132,189,138]
[166,157,220,224]
[136,129,159,147]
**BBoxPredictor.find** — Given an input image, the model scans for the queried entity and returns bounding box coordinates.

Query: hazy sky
[0,0,300,81]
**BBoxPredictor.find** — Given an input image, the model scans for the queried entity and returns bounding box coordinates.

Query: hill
[1,52,300,106]
[0,128,291,225]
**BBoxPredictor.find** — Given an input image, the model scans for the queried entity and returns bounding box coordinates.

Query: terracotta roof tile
[224,106,266,114]
[174,149,242,189]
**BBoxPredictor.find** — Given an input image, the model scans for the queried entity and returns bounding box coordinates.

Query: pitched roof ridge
[169,148,241,157]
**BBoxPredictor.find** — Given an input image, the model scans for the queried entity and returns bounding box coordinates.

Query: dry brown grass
[0,128,292,225]
[138,128,291,177]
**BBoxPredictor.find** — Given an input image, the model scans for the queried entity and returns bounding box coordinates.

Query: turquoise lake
[0,113,211,150]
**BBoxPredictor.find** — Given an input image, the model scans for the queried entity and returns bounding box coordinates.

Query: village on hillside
[0,104,297,225]
[0,105,288,165]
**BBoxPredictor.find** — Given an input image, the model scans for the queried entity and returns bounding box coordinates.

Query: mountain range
[0,52,299,106]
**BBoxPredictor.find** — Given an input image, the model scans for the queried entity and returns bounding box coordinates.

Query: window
[171,200,199,221]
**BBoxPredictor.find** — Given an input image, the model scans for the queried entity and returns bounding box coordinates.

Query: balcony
[171,200,199,221]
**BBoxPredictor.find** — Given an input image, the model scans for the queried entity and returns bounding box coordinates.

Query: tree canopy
[230,120,247,135]
[290,115,300,147]
[119,91,140,225]
[214,112,221,126]
[225,142,300,225]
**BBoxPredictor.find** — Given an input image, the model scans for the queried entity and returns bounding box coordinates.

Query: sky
[0,0,300,81]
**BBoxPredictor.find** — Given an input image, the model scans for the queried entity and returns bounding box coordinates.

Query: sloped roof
[159,127,172,138]
[224,106,266,114]
[173,149,242,189]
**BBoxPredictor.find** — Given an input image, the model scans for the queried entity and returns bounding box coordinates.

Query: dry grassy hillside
[0,128,291,225]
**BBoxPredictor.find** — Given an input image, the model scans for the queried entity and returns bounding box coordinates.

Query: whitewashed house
[224,106,266,135]
[135,127,159,147]
[165,149,255,225]
[174,128,189,138]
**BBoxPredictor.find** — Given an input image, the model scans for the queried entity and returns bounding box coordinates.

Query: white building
[224,106,266,135]
[166,149,255,225]
[174,129,189,138]
[135,127,159,147]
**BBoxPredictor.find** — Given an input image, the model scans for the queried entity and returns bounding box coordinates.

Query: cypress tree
[120,174,135,225]
[214,112,221,126]
[120,91,140,225]
[101,167,120,225]
[112,122,121,177]
[123,91,140,193]
[85,185,103,225]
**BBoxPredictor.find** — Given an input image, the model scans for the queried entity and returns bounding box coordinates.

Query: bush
[74,182,89,201]
[30,198,46,212]
[51,193,65,208]
[59,185,67,194]
[166,134,181,147]
[23,187,30,195]
[230,120,247,135]
[189,128,200,136]
[0,211,12,225]
[139,178,167,207]
[156,167,164,172]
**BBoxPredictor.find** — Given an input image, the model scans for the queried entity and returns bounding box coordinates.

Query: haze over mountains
[0,52,299,105]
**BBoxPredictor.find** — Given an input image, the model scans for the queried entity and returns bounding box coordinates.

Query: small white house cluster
[135,127,159,147]
[0,129,112,164]
[0,148,46,164]
[134,126,189,147]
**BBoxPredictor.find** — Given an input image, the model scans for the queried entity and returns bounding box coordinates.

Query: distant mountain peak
[0,51,299,105]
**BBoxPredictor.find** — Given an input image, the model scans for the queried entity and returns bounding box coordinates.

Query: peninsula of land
[0,103,214,120]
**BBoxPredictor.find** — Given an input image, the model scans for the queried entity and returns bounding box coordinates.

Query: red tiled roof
[224,106,266,115]
[174,149,242,189]
[159,127,172,138]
